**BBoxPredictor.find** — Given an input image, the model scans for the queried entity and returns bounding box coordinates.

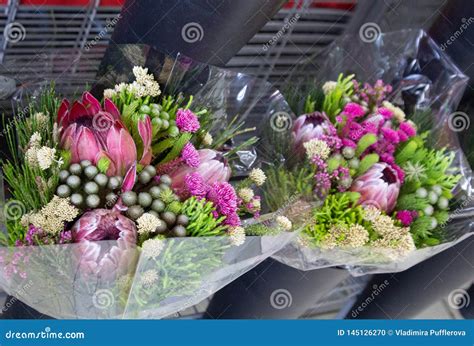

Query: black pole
[344,237,474,319]
[205,258,350,319]
[110,0,286,66]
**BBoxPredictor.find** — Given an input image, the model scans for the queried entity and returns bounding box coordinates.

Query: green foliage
[396,193,430,211]
[159,132,192,164]
[262,165,314,211]
[245,223,279,236]
[165,200,182,214]
[322,74,355,121]
[356,133,377,157]
[357,153,379,176]
[182,197,228,237]
[283,83,324,115]
[159,188,178,204]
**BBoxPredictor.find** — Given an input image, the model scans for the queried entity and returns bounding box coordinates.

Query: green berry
[148,210,159,218]
[144,165,157,177]
[342,147,355,159]
[150,186,162,199]
[429,218,438,230]
[139,171,152,185]
[172,225,186,237]
[127,205,144,220]
[107,177,121,190]
[70,193,84,207]
[138,192,152,208]
[428,191,438,204]
[349,158,360,169]
[161,211,176,226]
[140,105,151,114]
[59,170,70,182]
[438,197,449,209]
[432,185,442,196]
[168,126,179,137]
[151,199,165,212]
[122,191,137,206]
[155,219,168,233]
[56,184,71,198]
[416,188,428,199]
[66,175,81,189]
[152,117,163,128]
[80,160,92,168]
[176,214,189,226]
[94,173,108,188]
[84,165,99,180]
[86,194,100,208]
[160,111,170,120]
[424,205,434,216]
[160,174,172,186]
[105,192,118,206]
[84,181,99,195]
[69,163,82,175]
[151,108,161,117]
[161,119,169,130]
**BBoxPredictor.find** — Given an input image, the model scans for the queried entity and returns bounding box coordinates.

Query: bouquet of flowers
[0,47,300,318]
[265,30,473,275]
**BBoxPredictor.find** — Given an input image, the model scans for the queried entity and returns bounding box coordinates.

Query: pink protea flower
[350,162,401,214]
[291,112,334,156]
[169,149,231,197]
[176,108,200,133]
[58,92,151,176]
[181,142,200,168]
[71,209,137,279]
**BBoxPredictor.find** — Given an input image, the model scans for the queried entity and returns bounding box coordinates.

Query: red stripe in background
[284,0,356,11]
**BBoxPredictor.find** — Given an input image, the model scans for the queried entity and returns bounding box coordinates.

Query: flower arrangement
[1,66,295,276]
[265,74,462,260]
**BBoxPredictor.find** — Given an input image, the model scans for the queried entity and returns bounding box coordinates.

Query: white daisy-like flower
[141,238,165,259]
[29,132,42,148]
[276,215,292,231]
[36,146,57,170]
[103,88,116,99]
[303,139,331,160]
[249,168,266,186]
[140,269,159,288]
[322,81,337,95]
[136,213,160,234]
[238,187,254,203]
[228,226,246,246]
[202,132,213,146]
[382,101,406,122]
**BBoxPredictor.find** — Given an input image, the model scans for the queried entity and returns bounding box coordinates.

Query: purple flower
[291,112,334,157]
[207,182,239,217]
[377,107,393,120]
[184,172,209,199]
[381,127,400,144]
[396,210,415,226]
[176,108,200,133]
[350,162,401,214]
[181,142,200,168]
[343,102,366,119]
[399,122,416,137]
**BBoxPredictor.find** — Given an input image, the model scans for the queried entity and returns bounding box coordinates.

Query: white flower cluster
[276,215,292,231]
[249,168,266,186]
[25,132,61,170]
[136,213,161,234]
[238,187,254,203]
[228,226,246,246]
[303,139,331,160]
[140,269,159,287]
[321,224,369,249]
[104,66,161,99]
[141,238,165,259]
[322,81,337,96]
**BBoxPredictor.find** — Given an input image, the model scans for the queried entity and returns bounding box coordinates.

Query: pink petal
[74,127,101,163]
[106,125,137,175]
[104,98,121,120]
[70,101,89,123]
[82,91,101,116]
[138,115,152,166]
[122,163,137,192]
[57,99,70,126]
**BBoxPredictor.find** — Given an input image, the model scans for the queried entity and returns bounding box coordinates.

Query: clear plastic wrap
[270,30,474,275]
[0,47,302,318]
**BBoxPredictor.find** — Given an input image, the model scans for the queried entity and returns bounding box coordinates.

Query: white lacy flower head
[249,168,266,186]
[141,238,165,259]
[25,147,39,167]
[276,215,292,231]
[228,226,246,246]
[103,88,116,99]
[137,213,160,234]
[30,196,79,234]
[36,146,57,170]
[127,81,146,98]
[238,187,254,203]
[303,139,331,160]
[133,66,153,84]
[29,132,42,148]
[382,101,406,122]
[322,81,337,96]
[114,82,128,93]
[140,269,159,287]
[202,132,213,146]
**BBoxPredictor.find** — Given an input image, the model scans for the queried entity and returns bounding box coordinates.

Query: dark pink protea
[350,163,401,214]
[71,209,137,279]
[58,92,152,176]
[169,149,231,197]
[291,112,334,156]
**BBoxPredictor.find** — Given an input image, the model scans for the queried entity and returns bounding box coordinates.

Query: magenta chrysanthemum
[176,108,200,133]
[343,102,366,119]
[381,127,400,144]
[181,142,200,168]
[207,182,238,217]
[392,163,405,183]
[399,122,416,137]
[224,212,241,227]
[377,107,393,120]
[396,210,415,226]
[184,172,208,199]
[342,138,356,148]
